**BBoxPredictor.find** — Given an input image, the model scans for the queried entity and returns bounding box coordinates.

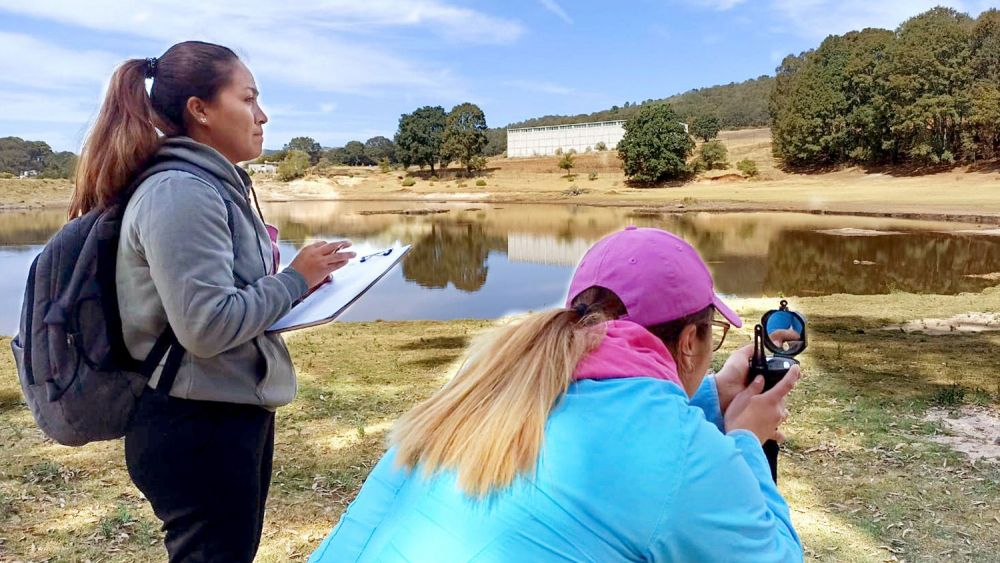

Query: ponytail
[70,59,160,217]
[391,307,605,498]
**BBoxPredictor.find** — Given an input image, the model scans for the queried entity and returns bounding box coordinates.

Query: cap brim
[712,294,742,328]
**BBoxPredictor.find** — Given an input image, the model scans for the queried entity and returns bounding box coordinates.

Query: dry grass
[0,178,73,210]
[2,288,999,560]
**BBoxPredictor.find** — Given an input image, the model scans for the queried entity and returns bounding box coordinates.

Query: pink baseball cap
[566,226,742,328]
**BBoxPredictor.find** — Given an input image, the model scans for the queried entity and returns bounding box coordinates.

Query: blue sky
[1,0,996,152]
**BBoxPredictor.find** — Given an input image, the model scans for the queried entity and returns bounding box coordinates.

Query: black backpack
[10,159,232,446]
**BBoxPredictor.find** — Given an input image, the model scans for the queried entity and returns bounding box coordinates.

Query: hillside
[504,75,774,131]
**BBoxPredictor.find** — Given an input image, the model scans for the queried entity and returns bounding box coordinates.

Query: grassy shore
[1,288,998,561]
[4,129,1000,223]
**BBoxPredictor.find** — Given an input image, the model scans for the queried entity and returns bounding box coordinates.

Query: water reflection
[764,230,1000,295]
[0,203,997,336]
[402,223,506,292]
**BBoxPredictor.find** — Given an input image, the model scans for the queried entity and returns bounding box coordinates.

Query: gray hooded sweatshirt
[116,137,308,408]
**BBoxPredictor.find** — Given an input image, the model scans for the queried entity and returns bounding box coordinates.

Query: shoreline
[259,195,1000,225]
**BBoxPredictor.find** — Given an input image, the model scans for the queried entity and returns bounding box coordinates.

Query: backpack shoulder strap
[125,159,238,392]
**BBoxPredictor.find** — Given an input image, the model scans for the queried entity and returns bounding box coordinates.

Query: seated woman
[310,226,804,562]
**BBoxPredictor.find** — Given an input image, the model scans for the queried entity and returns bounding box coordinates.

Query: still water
[0,202,998,335]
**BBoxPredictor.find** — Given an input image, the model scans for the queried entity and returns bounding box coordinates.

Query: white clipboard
[268,244,411,332]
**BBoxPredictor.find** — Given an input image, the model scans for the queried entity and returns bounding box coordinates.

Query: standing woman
[71,41,353,561]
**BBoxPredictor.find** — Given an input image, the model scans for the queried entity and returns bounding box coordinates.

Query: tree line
[770,7,1000,168]
[0,137,77,179]
[270,102,492,180]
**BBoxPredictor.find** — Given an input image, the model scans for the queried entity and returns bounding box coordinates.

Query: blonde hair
[391,306,604,498]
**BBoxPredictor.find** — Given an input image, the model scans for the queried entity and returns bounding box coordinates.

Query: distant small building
[507,120,626,158]
[18,170,38,179]
[247,162,278,174]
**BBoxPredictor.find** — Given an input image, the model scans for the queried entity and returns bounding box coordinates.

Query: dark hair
[570,286,713,358]
[70,41,240,217]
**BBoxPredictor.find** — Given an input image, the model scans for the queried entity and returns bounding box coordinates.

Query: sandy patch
[422,192,490,200]
[925,406,1000,461]
[956,228,1000,236]
[333,176,365,187]
[966,272,1000,281]
[882,312,1000,335]
[708,173,745,182]
[817,228,904,236]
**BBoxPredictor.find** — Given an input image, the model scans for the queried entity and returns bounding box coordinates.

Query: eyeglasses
[710,318,731,352]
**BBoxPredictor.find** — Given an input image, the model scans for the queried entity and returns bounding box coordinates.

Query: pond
[0,201,998,336]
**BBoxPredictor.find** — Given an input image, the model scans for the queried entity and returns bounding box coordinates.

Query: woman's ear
[676,323,699,375]
[185,96,209,127]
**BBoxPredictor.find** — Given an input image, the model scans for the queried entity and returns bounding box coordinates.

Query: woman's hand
[714,344,754,414]
[723,365,801,444]
[289,240,355,289]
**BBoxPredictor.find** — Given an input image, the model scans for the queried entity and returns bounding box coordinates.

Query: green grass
[0,289,998,560]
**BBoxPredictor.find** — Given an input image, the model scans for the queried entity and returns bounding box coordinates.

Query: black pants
[125,391,275,562]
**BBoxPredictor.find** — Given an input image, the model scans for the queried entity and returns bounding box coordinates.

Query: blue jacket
[309,372,802,562]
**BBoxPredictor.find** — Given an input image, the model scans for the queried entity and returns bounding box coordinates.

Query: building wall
[506,120,625,158]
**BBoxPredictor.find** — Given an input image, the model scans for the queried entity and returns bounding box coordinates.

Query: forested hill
[505,75,774,130]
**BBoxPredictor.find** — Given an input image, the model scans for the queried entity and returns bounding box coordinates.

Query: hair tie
[144,57,158,79]
[573,303,590,317]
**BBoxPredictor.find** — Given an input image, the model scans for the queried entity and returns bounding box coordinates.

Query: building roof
[507,120,626,133]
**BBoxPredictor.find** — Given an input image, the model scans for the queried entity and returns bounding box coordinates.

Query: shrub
[554,147,563,156]
[698,140,729,170]
[588,172,598,181]
[736,158,759,177]
[595,141,608,151]
[0,172,14,179]
[378,158,392,173]
[277,150,311,182]
[475,179,487,186]
[469,156,488,173]
[932,384,966,407]
[401,177,416,187]
[558,153,576,176]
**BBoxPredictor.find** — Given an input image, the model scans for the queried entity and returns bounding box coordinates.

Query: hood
[573,320,681,386]
[157,136,251,197]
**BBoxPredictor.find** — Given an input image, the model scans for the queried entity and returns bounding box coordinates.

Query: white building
[506,120,626,158]
[247,163,278,174]
[18,170,38,179]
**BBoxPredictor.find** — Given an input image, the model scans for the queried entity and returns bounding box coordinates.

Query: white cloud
[0,1,520,97]
[701,0,747,10]
[0,90,98,124]
[321,103,338,113]
[538,0,573,24]
[0,32,120,91]
[504,79,574,96]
